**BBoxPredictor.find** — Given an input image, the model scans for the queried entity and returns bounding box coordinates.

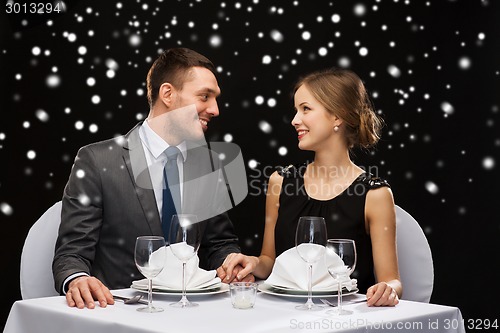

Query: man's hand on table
[66,276,115,309]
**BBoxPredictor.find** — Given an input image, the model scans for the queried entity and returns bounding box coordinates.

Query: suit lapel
[122,122,162,234]
[182,141,233,222]
[182,141,210,215]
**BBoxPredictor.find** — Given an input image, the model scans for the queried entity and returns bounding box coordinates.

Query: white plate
[258,283,358,298]
[131,283,229,296]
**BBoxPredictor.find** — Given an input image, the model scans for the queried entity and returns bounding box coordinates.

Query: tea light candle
[230,282,257,309]
[232,294,254,309]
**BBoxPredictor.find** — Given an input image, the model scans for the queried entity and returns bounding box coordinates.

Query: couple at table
[53,47,401,310]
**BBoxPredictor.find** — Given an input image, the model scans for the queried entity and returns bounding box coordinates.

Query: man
[53,47,252,309]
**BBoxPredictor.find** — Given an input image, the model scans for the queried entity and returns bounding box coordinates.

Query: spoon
[113,294,148,305]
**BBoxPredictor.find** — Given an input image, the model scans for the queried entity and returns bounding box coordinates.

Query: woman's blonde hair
[294,67,384,149]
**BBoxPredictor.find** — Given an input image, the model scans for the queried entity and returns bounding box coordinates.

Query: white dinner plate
[258,283,358,298]
[131,283,229,296]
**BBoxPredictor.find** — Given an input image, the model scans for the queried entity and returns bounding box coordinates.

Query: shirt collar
[139,120,187,162]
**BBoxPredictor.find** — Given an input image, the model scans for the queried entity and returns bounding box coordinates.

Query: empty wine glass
[169,214,201,308]
[134,236,167,313]
[295,216,327,310]
[326,239,357,315]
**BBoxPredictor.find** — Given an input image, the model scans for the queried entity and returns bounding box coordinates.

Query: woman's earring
[333,125,339,132]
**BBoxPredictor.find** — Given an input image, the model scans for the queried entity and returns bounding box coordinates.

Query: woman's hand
[217,253,259,283]
[366,282,400,307]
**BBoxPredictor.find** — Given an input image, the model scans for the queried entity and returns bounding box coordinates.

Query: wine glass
[169,214,201,308]
[294,216,327,310]
[134,236,167,313]
[326,239,357,315]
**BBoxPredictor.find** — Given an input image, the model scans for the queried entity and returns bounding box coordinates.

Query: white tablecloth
[4,288,465,333]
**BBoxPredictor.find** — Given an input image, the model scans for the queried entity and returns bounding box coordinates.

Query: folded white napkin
[265,244,357,291]
[131,243,220,290]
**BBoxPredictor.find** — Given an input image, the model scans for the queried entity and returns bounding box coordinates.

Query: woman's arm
[218,171,283,281]
[364,186,402,306]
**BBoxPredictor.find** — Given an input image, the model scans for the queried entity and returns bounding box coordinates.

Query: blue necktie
[161,146,181,239]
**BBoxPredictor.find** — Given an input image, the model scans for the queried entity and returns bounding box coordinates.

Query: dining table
[4,287,466,333]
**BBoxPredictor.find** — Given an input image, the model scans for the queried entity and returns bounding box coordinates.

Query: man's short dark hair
[146,48,216,108]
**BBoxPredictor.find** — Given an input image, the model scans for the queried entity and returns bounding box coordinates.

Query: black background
[1,0,499,330]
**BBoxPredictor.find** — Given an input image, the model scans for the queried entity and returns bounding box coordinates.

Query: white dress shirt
[138,119,187,217]
[62,120,187,293]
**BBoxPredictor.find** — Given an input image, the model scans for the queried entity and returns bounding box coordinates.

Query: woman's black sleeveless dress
[274,163,390,294]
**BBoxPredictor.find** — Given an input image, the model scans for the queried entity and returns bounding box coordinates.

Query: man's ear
[158,83,174,107]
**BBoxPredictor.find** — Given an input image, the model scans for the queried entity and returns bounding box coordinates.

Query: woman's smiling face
[292,84,337,151]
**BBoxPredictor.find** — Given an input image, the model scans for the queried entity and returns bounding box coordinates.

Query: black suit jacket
[53,122,241,293]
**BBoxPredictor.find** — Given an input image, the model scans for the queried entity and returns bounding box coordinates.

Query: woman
[219,68,401,306]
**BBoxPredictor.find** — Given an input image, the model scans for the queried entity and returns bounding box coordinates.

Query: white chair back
[395,205,434,303]
[20,201,62,299]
